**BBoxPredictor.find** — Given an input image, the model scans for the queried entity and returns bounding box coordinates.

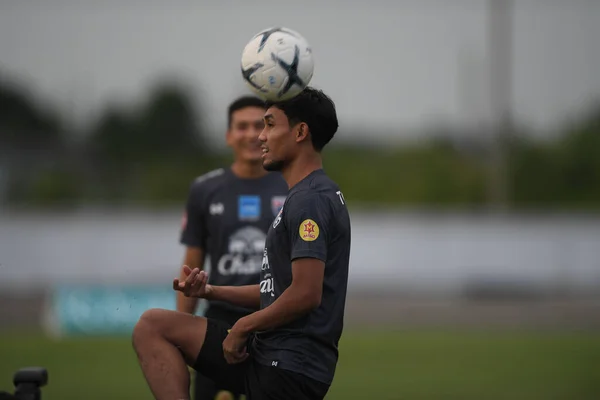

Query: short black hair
[266,87,339,152]
[227,96,266,128]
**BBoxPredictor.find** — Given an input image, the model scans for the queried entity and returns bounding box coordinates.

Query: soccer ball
[241,27,314,101]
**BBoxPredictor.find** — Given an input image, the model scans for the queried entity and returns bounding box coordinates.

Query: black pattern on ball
[241,62,267,92]
[255,27,298,53]
[271,45,304,98]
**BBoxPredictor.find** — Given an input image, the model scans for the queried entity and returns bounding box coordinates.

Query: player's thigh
[192,318,248,395]
[134,308,208,366]
[245,361,330,400]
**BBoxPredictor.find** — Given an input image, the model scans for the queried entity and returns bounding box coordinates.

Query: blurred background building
[0,1,599,399]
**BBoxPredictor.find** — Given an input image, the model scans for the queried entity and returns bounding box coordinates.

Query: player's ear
[296,122,309,143]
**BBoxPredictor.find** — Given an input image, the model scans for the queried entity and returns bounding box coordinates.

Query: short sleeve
[179,184,207,248]
[286,193,332,262]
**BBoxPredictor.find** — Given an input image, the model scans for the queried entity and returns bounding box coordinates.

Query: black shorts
[193,318,330,400]
[193,306,249,400]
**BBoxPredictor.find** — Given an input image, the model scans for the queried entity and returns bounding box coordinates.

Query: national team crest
[271,196,286,217]
[299,219,319,242]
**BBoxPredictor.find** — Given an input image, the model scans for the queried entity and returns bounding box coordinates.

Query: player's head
[259,87,339,172]
[226,96,267,164]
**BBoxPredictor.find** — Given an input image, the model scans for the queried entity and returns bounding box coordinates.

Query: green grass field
[1,329,599,400]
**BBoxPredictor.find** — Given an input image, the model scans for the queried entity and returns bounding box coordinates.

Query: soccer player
[178,96,288,400]
[133,87,351,400]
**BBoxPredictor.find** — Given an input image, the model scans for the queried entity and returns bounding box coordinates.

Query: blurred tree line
[0,77,599,210]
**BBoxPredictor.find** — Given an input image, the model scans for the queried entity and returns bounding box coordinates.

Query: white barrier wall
[1,210,599,293]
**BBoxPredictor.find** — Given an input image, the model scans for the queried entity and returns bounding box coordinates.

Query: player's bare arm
[232,257,324,334]
[174,268,261,310]
[176,246,205,314]
[207,283,261,310]
[221,257,324,365]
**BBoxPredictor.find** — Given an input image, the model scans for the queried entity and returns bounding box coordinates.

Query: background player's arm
[177,179,209,314]
[176,246,205,314]
[233,258,324,334]
[205,284,261,309]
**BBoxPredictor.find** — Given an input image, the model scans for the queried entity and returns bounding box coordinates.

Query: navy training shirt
[252,169,352,385]
[180,167,288,315]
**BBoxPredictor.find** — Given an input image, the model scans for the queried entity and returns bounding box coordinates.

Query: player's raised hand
[173,265,211,298]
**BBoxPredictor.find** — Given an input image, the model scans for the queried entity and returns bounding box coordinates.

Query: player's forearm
[177,292,199,314]
[206,284,260,309]
[234,285,319,334]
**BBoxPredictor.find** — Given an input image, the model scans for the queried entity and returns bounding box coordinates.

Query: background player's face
[259,107,297,171]
[226,106,266,164]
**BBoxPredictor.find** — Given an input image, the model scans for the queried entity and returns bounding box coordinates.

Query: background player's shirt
[252,169,351,385]
[180,167,288,315]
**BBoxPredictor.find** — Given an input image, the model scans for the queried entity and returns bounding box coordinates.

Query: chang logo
[272,207,283,228]
[217,226,266,275]
[259,247,275,297]
[259,277,275,297]
[261,248,269,271]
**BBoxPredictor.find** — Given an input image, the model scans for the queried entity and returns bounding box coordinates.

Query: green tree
[0,81,63,148]
[509,102,600,209]
[88,107,137,165]
[556,104,600,206]
[135,82,205,160]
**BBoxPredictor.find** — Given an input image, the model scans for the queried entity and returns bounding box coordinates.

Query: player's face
[226,107,266,163]
[258,107,297,172]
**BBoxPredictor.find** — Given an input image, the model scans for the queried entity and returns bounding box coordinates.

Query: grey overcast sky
[0,0,598,145]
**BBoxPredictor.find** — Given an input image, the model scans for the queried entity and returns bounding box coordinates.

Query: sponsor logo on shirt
[238,195,261,221]
[217,227,266,276]
[271,196,286,217]
[272,207,283,229]
[209,203,224,215]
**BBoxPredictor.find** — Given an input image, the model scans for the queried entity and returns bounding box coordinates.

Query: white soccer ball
[241,27,314,101]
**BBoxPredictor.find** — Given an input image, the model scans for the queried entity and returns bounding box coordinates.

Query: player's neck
[282,153,323,189]
[230,161,268,179]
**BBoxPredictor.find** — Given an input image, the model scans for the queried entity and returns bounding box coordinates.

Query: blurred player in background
[177,96,288,400]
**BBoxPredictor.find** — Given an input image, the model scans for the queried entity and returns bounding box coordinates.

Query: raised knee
[138,308,167,326]
[132,308,164,345]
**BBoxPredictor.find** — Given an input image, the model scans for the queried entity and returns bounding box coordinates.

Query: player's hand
[173,265,212,298]
[222,327,249,365]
